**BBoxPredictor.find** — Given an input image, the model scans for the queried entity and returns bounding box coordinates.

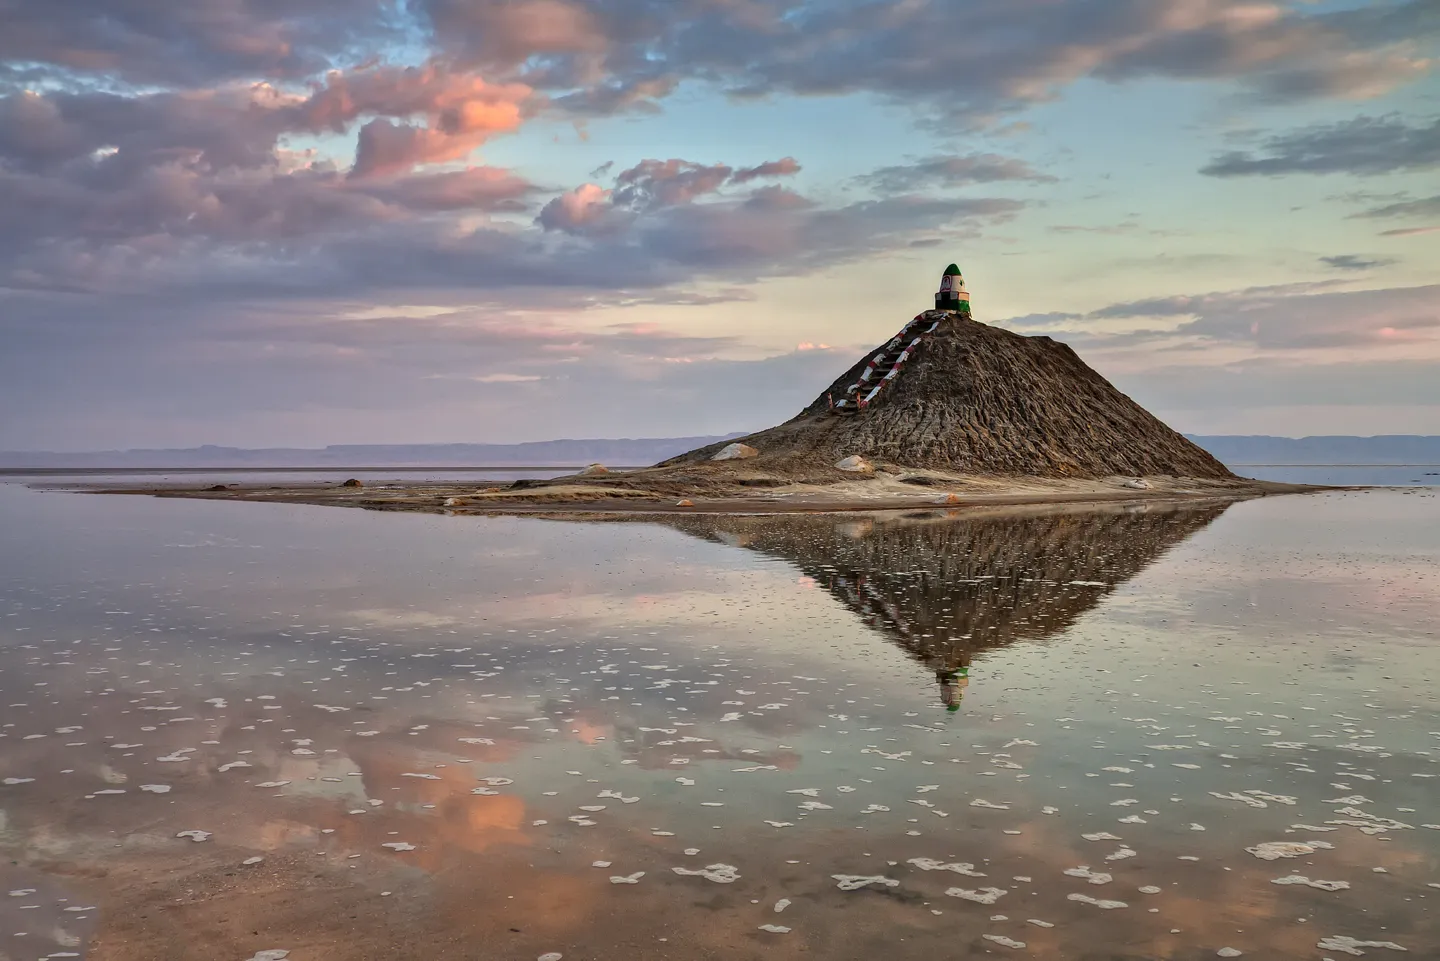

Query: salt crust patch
[672,864,739,883]
[1246,841,1333,860]
[984,935,1026,948]
[1316,935,1408,955]
[1068,894,1127,909]
[947,887,1007,904]
[833,875,898,891]
[908,858,984,876]
[1064,866,1112,884]
[1272,875,1350,891]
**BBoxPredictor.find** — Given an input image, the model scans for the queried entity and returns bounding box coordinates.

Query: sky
[1,0,1438,450]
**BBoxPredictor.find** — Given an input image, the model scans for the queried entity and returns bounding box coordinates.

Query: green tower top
[944,263,961,276]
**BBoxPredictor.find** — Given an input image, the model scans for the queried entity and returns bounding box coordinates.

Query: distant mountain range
[0,435,747,469]
[1186,435,1440,465]
[1,434,1437,469]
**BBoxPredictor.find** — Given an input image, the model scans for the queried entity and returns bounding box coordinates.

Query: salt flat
[0,481,1436,960]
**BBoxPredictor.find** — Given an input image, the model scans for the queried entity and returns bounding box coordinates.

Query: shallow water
[1235,465,1440,487]
[0,484,1437,960]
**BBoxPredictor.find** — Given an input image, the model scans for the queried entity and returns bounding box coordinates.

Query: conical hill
[664,311,1233,478]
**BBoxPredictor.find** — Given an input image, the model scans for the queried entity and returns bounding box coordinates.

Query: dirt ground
[100,464,1327,516]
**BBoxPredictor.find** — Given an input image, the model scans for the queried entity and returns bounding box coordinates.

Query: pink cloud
[536,182,616,233]
[730,157,802,183]
[299,63,534,177]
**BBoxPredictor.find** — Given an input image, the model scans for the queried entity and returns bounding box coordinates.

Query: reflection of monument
[650,502,1230,708]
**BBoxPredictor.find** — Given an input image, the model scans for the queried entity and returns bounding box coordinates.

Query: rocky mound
[663,312,1233,479]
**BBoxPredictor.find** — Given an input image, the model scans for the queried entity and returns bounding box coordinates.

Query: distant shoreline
[5,462,1436,475]
[0,465,649,475]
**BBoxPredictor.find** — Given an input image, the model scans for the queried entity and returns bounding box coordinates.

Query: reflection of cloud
[347,609,466,629]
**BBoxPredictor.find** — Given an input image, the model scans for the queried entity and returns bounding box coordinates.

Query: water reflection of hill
[649,502,1230,701]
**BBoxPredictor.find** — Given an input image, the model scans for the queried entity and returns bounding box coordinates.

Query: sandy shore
[89,465,1329,516]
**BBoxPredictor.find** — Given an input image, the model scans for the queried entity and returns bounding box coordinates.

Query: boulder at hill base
[665,309,1232,479]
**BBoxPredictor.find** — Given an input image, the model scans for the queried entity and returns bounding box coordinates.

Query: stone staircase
[830,310,945,414]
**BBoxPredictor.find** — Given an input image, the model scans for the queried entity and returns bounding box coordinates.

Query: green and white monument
[934,263,970,312]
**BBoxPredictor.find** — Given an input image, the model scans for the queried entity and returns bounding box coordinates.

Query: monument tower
[934,263,970,312]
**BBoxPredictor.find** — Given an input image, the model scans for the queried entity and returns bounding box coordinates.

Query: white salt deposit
[672,864,740,883]
[1064,866,1112,884]
[1246,841,1332,860]
[907,858,984,876]
[832,875,898,891]
[1068,894,1128,909]
[1315,935,1408,955]
[1272,875,1350,891]
[945,887,1007,904]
